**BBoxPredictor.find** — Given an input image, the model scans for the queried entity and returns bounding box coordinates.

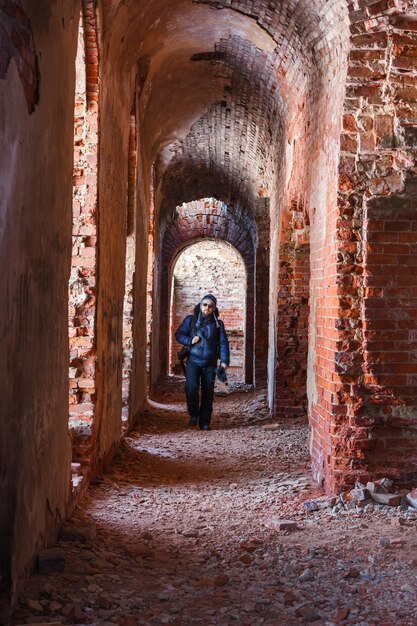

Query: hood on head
[193,303,219,317]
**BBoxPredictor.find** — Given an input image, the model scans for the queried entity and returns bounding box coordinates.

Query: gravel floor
[10,380,417,625]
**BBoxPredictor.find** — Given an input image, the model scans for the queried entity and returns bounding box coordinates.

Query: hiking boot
[188,416,198,426]
[200,424,211,431]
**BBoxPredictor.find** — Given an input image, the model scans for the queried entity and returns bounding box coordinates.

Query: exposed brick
[69,1,100,455]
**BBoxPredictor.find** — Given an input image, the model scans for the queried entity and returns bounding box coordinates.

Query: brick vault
[0,0,416,609]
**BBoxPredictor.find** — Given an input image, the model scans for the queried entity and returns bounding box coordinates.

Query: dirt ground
[10,380,417,626]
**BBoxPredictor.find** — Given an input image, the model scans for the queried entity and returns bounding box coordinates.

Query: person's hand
[220,362,228,369]
[191,336,200,345]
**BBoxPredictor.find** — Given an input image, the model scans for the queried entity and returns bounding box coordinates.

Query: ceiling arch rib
[161,198,256,273]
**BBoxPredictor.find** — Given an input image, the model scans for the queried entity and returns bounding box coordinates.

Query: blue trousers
[185,360,216,426]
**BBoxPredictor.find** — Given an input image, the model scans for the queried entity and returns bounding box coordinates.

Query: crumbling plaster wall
[93,63,133,456]
[0,0,78,602]
[96,47,150,443]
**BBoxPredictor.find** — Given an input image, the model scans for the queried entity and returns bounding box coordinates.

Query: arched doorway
[169,239,247,382]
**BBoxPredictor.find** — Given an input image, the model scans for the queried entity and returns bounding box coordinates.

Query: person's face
[201,300,215,316]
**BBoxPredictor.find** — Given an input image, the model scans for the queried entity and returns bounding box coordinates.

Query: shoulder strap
[189,315,197,337]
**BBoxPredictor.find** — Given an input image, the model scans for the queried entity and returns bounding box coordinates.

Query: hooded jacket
[175,304,230,368]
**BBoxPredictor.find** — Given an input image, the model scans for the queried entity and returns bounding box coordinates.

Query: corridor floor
[11,382,417,626]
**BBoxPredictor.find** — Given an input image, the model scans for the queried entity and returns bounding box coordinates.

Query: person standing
[175,294,230,431]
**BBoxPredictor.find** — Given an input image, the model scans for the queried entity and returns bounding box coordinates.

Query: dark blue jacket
[175,306,230,368]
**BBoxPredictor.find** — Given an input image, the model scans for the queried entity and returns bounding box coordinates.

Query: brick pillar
[275,201,310,417]
[254,198,270,386]
[309,8,417,493]
[245,266,255,385]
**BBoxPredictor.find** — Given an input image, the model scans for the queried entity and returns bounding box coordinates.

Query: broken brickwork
[69,1,100,472]
[310,1,417,492]
[275,201,310,418]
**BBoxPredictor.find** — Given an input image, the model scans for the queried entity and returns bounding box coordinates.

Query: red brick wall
[69,1,99,469]
[310,3,417,492]
[170,240,246,375]
[275,201,310,417]
[362,188,417,481]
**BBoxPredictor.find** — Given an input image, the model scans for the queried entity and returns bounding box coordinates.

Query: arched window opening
[169,239,246,383]
[121,103,137,430]
[69,1,100,490]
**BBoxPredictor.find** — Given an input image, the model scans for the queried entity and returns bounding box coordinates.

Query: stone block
[370,492,402,506]
[265,518,298,531]
[406,488,417,510]
[350,487,369,502]
[59,521,97,542]
[37,547,65,574]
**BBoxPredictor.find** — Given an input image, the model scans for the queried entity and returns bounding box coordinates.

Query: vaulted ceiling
[101,0,350,223]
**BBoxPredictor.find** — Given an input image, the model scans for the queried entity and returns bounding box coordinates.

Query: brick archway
[169,239,247,378]
[154,198,256,387]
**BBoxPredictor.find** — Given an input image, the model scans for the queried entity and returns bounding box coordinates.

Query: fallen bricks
[303,477,417,514]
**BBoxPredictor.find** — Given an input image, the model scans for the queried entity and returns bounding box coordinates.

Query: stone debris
[298,568,314,582]
[370,492,402,507]
[406,488,417,510]
[26,599,43,613]
[37,548,65,574]
[265,518,299,532]
[9,385,417,626]
[59,520,97,542]
[349,486,369,502]
[262,423,281,431]
[295,604,320,621]
[301,479,411,515]
[367,478,394,494]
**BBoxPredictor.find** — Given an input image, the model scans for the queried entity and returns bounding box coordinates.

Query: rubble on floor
[10,382,417,625]
[303,477,417,517]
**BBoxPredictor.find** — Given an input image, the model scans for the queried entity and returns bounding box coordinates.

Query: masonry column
[254,198,270,387]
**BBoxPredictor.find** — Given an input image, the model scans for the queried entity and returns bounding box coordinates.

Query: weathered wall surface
[92,25,150,448]
[310,1,417,492]
[92,62,133,459]
[0,0,78,603]
[275,201,310,417]
[2,4,417,609]
[69,4,99,435]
